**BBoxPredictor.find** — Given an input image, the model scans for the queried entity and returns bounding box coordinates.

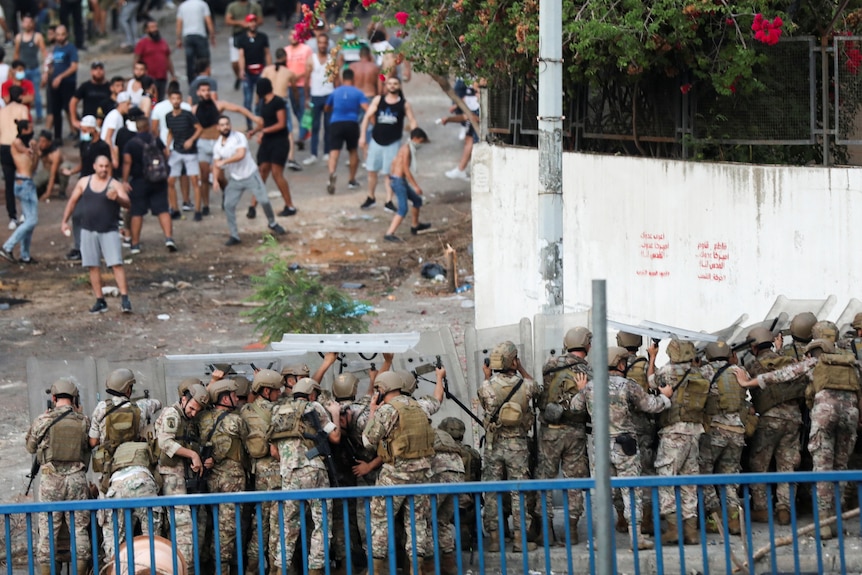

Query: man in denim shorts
[383,128,431,242]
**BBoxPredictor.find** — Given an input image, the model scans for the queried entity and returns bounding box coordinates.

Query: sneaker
[288,159,303,171]
[225,236,241,246]
[278,206,297,217]
[121,297,132,314]
[296,141,305,151]
[327,173,337,195]
[246,205,257,219]
[268,223,286,235]
[383,201,397,213]
[323,153,329,161]
[7,219,16,230]
[348,180,361,189]
[65,249,82,261]
[193,211,202,222]
[234,78,241,90]
[182,202,194,212]
[19,257,38,264]
[130,244,141,255]
[445,167,470,181]
[89,299,108,314]
[302,155,318,166]
[383,234,403,243]
[458,125,469,141]
[202,206,210,216]
[165,238,178,252]
[169,209,181,220]
[0,247,16,262]
[411,222,432,235]
[359,197,376,210]
[122,238,132,249]
[18,214,24,223]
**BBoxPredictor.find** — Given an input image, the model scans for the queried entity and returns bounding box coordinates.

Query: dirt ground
[0,11,476,504]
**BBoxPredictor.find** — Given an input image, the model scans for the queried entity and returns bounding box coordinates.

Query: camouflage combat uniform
[270,398,334,570]
[198,406,249,566]
[572,374,669,534]
[537,354,590,527]
[25,405,92,565]
[478,372,541,540]
[362,394,435,561]
[430,428,466,554]
[89,395,145,485]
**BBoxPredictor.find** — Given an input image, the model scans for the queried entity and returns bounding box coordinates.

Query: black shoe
[225,236,241,246]
[169,209,181,220]
[0,248,15,263]
[287,160,303,171]
[165,238,178,252]
[296,141,305,151]
[278,206,297,217]
[121,297,132,313]
[269,223,286,235]
[411,223,432,235]
[202,206,210,216]
[19,257,38,264]
[360,197,376,210]
[234,78,241,90]
[181,202,193,212]
[89,299,108,314]
[65,249,82,261]
[383,201,397,213]
[348,180,361,189]
[327,173,337,195]
[383,234,403,243]
[246,205,257,219]
[193,211,202,222]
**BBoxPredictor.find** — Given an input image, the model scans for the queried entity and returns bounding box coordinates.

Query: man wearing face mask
[382,128,431,242]
[335,22,368,70]
[134,20,175,102]
[0,119,41,264]
[1,60,35,106]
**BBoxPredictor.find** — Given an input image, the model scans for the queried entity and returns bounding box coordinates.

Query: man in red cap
[224,0,263,90]
[235,13,271,129]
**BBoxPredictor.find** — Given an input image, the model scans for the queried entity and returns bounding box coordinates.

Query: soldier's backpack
[92,399,141,473]
[806,353,861,407]
[242,400,274,459]
[658,367,710,428]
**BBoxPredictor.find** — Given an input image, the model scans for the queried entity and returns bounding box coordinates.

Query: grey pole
[538,0,564,313]
[592,279,613,574]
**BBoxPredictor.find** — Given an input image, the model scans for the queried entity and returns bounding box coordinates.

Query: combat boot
[683,518,700,545]
[330,560,347,575]
[421,555,436,575]
[39,565,51,575]
[660,516,679,544]
[776,506,791,526]
[750,508,770,523]
[727,510,741,535]
[568,517,580,545]
[307,569,324,575]
[372,558,389,575]
[511,531,537,553]
[76,560,91,575]
[705,510,721,534]
[630,528,654,550]
[640,505,655,535]
[485,533,501,552]
[439,552,458,575]
[820,525,835,540]
[615,508,629,533]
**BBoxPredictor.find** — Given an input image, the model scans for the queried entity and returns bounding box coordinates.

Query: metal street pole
[592,280,613,575]
[538,0,564,314]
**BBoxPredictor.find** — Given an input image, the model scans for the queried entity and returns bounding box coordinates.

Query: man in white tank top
[302,33,336,166]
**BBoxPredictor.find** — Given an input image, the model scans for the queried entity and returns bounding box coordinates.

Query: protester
[382,128,431,242]
[325,68,367,194]
[176,0,215,85]
[302,33,335,166]
[13,14,47,122]
[235,13,270,130]
[135,20,175,101]
[0,85,30,230]
[69,61,111,131]
[249,78,296,217]
[48,25,78,140]
[0,119,40,263]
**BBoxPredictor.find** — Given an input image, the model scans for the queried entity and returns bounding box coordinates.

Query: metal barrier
[6,471,862,575]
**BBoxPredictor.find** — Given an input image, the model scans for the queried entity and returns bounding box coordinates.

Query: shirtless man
[60,155,132,314]
[0,119,41,263]
[0,85,30,229]
[382,128,431,243]
[350,46,381,99]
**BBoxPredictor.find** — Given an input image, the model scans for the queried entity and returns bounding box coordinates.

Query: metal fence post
[591,280,612,574]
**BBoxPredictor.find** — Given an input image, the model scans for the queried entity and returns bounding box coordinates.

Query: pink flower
[395,11,409,26]
[680,83,692,94]
[361,0,374,7]
[378,74,386,82]
[725,18,733,26]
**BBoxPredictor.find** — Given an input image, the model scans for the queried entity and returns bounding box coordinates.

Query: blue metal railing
[4,470,862,575]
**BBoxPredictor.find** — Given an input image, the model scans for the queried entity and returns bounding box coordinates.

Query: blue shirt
[326,85,368,124]
[51,43,78,79]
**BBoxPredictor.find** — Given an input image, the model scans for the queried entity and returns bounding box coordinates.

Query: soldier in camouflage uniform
[478,341,542,553]
[363,371,436,575]
[744,326,805,525]
[89,368,145,481]
[198,379,250,573]
[781,312,817,361]
[269,377,342,575]
[239,369,283,575]
[650,338,708,545]
[438,417,482,551]
[697,340,746,535]
[25,379,92,575]
[430,404,465,575]
[153,381,209,570]
[571,347,671,549]
[280,363,311,397]
[536,327,592,544]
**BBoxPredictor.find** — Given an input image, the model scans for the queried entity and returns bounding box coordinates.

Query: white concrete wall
[471,143,862,331]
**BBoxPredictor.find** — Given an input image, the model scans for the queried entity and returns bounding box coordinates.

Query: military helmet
[616,331,642,349]
[438,417,466,442]
[332,373,359,400]
[705,340,731,361]
[233,376,251,398]
[747,327,775,347]
[398,370,417,394]
[106,368,136,394]
[281,363,310,378]
[607,346,629,369]
[852,312,862,330]
[666,339,696,363]
[812,320,839,343]
[208,378,237,404]
[563,327,592,351]
[178,377,202,397]
[252,369,283,393]
[805,338,836,355]
[489,341,518,370]
[50,378,79,398]
[188,383,210,407]
[292,377,321,396]
[789,312,817,341]
[375,371,403,394]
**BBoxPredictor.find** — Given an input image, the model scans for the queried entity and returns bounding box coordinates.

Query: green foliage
[244,237,371,343]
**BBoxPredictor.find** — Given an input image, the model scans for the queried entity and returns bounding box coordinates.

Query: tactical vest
[488,376,531,431]
[269,399,314,449]
[850,339,862,362]
[540,358,588,425]
[433,428,463,454]
[460,445,482,482]
[810,353,861,395]
[658,366,710,428]
[157,406,199,468]
[92,399,142,473]
[751,354,807,414]
[112,441,155,472]
[43,410,88,464]
[242,399,274,459]
[624,356,649,393]
[208,412,244,464]
[704,362,745,416]
[378,398,435,464]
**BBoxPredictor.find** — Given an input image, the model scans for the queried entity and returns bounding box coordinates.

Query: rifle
[26,399,53,496]
[528,396,539,475]
[303,410,339,487]
[433,356,484,429]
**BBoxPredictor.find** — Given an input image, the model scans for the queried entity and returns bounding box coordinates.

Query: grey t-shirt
[177,0,211,38]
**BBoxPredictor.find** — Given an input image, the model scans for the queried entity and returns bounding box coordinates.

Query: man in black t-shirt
[121,114,177,255]
[164,89,204,220]
[249,78,296,217]
[70,61,111,132]
[96,76,126,122]
[236,14,270,129]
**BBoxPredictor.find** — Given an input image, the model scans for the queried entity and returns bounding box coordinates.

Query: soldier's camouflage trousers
[160,469,194,568]
[748,416,801,511]
[482,438,531,536]
[655,432,700,521]
[536,425,587,521]
[275,466,331,570]
[370,465,431,560]
[698,426,745,512]
[37,467,91,564]
[249,458,280,570]
[206,463,246,563]
[808,390,860,515]
[101,469,162,562]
